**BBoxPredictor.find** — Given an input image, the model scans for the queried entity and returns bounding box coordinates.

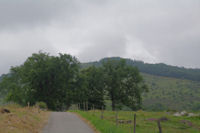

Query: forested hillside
[82,57,200,81]
[142,73,200,111]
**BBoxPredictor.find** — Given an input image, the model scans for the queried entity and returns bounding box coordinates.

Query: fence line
[71,102,165,133]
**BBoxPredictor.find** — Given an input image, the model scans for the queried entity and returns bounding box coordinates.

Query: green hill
[82,57,200,81]
[82,57,200,111]
[142,73,200,111]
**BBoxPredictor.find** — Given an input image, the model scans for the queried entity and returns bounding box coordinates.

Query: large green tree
[73,66,105,110]
[0,52,79,110]
[102,59,147,111]
[82,66,105,109]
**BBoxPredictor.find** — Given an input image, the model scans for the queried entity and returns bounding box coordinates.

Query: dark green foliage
[1,53,147,111]
[102,59,147,111]
[74,66,105,110]
[0,74,10,104]
[192,102,200,111]
[36,101,48,109]
[81,66,105,109]
[74,60,147,111]
[82,57,200,81]
[0,73,24,104]
[0,52,79,110]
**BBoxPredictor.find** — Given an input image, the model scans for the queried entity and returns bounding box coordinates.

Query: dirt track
[42,112,94,133]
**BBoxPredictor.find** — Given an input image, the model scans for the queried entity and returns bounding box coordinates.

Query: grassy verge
[74,110,200,133]
[74,110,128,133]
[0,104,50,133]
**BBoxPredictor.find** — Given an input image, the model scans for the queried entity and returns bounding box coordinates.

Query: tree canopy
[74,66,105,110]
[0,52,79,110]
[0,52,147,111]
[102,59,147,110]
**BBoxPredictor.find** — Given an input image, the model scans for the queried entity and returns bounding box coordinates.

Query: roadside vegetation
[0,103,49,133]
[75,110,200,133]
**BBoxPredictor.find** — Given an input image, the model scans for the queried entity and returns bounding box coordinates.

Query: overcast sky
[0,0,200,75]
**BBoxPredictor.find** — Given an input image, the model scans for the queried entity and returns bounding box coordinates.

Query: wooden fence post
[93,104,95,115]
[101,106,104,120]
[157,120,162,133]
[116,111,118,126]
[133,114,136,133]
[86,101,88,111]
[85,102,86,111]
[27,102,30,109]
[83,102,85,111]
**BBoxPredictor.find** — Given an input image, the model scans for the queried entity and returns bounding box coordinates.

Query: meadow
[75,110,200,133]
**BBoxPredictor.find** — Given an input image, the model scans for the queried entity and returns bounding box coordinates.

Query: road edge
[72,112,101,133]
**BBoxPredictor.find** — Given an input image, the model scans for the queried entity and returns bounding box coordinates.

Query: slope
[142,73,200,111]
[82,57,200,81]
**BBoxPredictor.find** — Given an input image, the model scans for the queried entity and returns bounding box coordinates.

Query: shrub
[35,102,47,110]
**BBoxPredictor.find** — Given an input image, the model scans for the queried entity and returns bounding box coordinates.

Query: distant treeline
[81,57,200,81]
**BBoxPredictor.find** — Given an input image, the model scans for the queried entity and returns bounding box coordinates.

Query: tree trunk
[111,98,116,111]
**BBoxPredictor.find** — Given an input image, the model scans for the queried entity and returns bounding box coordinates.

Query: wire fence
[70,102,163,133]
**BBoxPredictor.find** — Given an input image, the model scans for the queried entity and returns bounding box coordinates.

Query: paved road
[42,112,94,133]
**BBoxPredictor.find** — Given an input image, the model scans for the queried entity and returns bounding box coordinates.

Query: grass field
[75,110,200,133]
[0,104,49,133]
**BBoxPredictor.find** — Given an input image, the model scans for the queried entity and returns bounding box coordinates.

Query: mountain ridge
[81,57,200,82]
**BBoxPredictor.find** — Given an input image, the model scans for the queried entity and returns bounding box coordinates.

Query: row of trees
[0,52,147,111]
